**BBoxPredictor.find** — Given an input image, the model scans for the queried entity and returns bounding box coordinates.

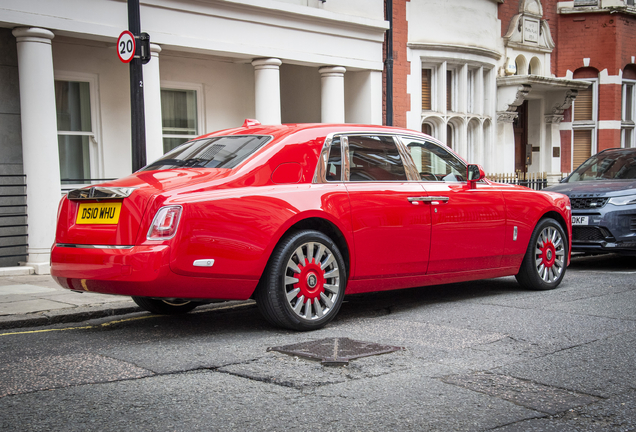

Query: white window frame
[622,79,636,148]
[160,81,205,152]
[572,78,598,167]
[54,71,102,186]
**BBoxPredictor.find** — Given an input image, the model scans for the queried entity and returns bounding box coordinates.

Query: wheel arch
[540,210,569,244]
[251,216,352,299]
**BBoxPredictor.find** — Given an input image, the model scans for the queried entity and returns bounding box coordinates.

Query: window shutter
[573,129,592,168]
[422,69,431,110]
[574,87,593,121]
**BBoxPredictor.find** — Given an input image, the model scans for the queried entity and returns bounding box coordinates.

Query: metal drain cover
[267,337,404,366]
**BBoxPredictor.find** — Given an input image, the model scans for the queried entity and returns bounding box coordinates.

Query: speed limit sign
[117,30,136,63]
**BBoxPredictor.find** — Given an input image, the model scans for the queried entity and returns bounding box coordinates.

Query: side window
[347,135,407,182]
[326,137,342,181]
[402,137,465,182]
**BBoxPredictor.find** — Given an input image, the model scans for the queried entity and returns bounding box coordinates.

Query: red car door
[403,137,506,274]
[340,135,432,279]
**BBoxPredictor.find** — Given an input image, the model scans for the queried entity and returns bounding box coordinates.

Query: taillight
[147,206,182,240]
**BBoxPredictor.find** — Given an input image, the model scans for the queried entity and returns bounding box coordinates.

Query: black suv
[545,148,636,255]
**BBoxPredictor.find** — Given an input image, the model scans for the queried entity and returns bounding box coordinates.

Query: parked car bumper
[50,244,257,300]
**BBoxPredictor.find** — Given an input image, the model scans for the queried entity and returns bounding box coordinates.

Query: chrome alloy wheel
[283,241,341,321]
[534,225,565,283]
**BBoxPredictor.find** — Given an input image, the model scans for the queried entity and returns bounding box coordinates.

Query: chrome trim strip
[67,187,137,200]
[56,244,134,249]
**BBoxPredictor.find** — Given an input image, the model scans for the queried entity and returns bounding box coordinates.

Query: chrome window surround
[313,131,467,184]
[67,187,137,201]
[56,244,133,249]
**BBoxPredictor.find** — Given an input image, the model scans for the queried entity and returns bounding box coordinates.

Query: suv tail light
[147,206,182,240]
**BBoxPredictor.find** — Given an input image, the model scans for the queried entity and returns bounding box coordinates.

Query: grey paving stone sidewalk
[0,274,140,329]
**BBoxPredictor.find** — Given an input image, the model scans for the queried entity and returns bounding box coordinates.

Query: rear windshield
[141,135,271,171]
[566,150,636,182]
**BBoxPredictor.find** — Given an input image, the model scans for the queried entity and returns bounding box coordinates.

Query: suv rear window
[141,135,270,171]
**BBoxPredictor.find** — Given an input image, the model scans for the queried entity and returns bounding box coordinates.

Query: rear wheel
[515,218,568,290]
[132,297,198,315]
[256,230,347,331]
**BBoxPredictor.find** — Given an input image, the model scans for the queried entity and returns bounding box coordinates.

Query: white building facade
[0,0,387,272]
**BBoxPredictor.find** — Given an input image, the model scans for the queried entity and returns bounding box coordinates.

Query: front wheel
[132,297,198,315]
[515,218,568,290]
[255,230,347,331]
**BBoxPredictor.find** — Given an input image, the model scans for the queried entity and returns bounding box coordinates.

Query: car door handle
[408,196,450,204]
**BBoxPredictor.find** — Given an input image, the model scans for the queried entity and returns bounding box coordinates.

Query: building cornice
[407,43,502,60]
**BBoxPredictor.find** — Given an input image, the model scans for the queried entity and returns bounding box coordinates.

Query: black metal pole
[128,0,147,171]
[385,0,393,127]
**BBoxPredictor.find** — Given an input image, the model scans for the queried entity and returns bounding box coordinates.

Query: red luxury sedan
[51,122,572,330]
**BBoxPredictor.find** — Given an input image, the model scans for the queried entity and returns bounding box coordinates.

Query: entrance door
[514,100,528,173]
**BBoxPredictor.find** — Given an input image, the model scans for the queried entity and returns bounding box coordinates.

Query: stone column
[545,115,564,183]
[496,112,518,173]
[319,66,346,123]
[144,43,164,163]
[12,27,61,274]
[252,58,282,125]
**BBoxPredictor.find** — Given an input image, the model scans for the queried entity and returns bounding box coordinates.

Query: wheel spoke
[324,283,339,293]
[314,244,325,263]
[320,292,334,308]
[304,300,312,318]
[306,242,315,263]
[314,299,324,318]
[321,253,335,270]
[293,295,305,314]
[324,268,339,279]
[287,258,301,274]
[295,247,306,266]
[286,287,301,302]
[285,276,299,286]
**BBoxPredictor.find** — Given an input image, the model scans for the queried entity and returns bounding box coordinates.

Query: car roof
[197,123,430,140]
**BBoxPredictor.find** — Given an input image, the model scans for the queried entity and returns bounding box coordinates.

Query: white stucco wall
[407,0,500,53]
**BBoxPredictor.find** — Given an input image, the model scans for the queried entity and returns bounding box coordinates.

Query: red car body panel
[51,124,572,301]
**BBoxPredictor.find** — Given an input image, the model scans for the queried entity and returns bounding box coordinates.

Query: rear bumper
[50,244,257,300]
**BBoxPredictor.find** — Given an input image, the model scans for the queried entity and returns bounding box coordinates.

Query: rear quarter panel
[165,184,353,281]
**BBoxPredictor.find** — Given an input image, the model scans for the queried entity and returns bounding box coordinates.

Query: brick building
[386,0,634,177]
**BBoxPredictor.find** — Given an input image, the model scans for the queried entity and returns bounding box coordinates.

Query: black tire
[515,217,568,291]
[255,230,347,331]
[132,297,198,315]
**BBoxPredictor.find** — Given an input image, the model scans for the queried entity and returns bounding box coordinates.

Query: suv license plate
[572,216,589,226]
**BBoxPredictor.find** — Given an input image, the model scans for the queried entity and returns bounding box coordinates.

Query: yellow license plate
[76,202,122,225]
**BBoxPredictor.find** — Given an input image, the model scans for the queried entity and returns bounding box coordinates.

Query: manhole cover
[267,337,404,366]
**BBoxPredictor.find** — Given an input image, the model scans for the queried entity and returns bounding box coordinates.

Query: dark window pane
[58,135,91,183]
[161,89,197,135]
[326,137,342,181]
[55,81,91,132]
[143,135,270,171]
[347,136,406,182]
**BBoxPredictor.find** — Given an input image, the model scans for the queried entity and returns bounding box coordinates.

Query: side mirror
[467,164,485,189]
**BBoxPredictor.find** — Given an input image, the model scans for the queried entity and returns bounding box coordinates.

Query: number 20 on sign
[117,30,136,63]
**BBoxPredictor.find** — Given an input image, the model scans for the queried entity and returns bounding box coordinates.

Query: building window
[446,70,454,112]
[622,80,635,148]
[572,81,596,167]
[55,80,94,184]
[161,88,198,153]
[422,69,432,111]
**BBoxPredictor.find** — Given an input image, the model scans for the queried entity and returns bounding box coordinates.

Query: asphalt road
[1,254,635,431]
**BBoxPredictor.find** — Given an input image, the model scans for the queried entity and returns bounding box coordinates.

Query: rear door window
[347,135,407,181]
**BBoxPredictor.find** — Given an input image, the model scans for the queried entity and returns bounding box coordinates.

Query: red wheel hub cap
[294,259,325,302]
[540,241,556,268]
